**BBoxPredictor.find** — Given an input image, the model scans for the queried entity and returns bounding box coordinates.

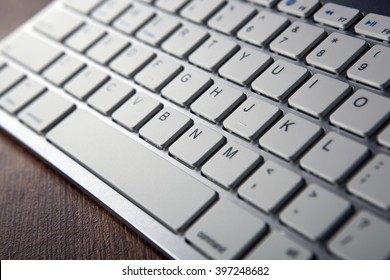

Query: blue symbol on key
[325,10,334,16]
[286,0,297,6]
[365,20,378,27]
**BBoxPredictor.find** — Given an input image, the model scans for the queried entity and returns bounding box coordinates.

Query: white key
[169,123,225,167]
[86,34,129,65]
[34,9,83,41]
[314,3,360,30]
[161,69,212,107]
[348,154,390,211]
[223,97,280,140]
[112,92,162,131]
[280,184,351,241]
[330,90,390,137]
[139,107,192,149]
[237,11,289,47]
[239,161,302,213]
[0,58,5,69]
[202,141,261,189]
[207,2,256,35]
[249,0,279,8]
[355,14,390,42]
[252,59,309,101]
[136,14,181,46]
[190,82,245,123]
[378,124,390,148]
[300,132,369,183]
[189,36,238,71]
[0,66,24,94]
[347,45,390,89]
[109,44,155,78]
[289,74,351,118]
[65,23,106,53]
[155,0,189,13]
[63,0,103,14]
[64,66,109,100]
[43,54,85,86]
[87,78,134,115]
[113,3,155,35]
[18,91,75,133]
[270,21,325,59]
[0,78,45,114]
[162,25,208,58]
[218,47,272,85]
[91,0,131,24]
[180,0,225,24]
[134,57,182,92]
[186,199,266,259]
[277,0,320,18]
[306,33,366,73]
[259,113,322,161]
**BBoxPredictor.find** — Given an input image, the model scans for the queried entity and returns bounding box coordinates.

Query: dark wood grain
[0,0,164,260]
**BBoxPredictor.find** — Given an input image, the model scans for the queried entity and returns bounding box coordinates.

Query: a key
[63,0,103,14]
[237,11,289,48]
[330,90,390,137]
[0,66,24,95]
[34,9,83,41]
[249,0,279,8]
[355,14,390,42]
[348,154,390,211]
[134,56,182,92]
[252,59,309,101]
[270,21,325,59]
[347,45,390,89]
[43,54,85,86]
[223,97,280,141]
[190,82,245,123]
[314,3,360,30]
[113,3,155,35]
[186,199,267,259]
[91,0,131,24]
[202,141,261,189]
[169,123,225,168]
[2,32,63,73]
[18,91,75,133]
[65,23,106,53]
[47,109,216,232]
[300,132,369,183]
[289,74,351,118]
[306,33,366,73]
[328,211,390,260]
[0,78,45,114]
[277,0,320,18]
[161,69,212,107]
[259,113,322,161]
[155,0,189,13]
[64,66,109,100]
[218,47,272,85]
[112,91,162,131]
[139,107,192,149]
[239,161,303,213]
[180,0,225,24]
[245,231,312,260]
[189,36,238,71]
[86,34,129,65]
[87,78,134,115]
[378,124,390,148]
[280,184,352,241]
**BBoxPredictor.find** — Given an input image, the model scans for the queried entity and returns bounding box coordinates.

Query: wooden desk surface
[0,0,164,260]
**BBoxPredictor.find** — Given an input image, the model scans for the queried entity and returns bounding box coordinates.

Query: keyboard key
[277,0,320,18]
[289,74,351,118]
[180,0,225,24]
[306,33,366,73]
[0,66,24,95]
[169,123,225,168]
[155,0,190,13]
[18,91,75,133]
[378,124,390,148]
[63,0,103,14]
[347,45,390,89]
[259,113,322,161]
[252,59,309,101]
[186,199,267,259]
[314,3,360,30]
[355,13,390,42]
[190,82,245,123]
[239,161,302,213]
[112,92,162,131]
[86,34,129,65]
[300,132,369,183]
[2,32,63,73]
[249,0,279,8]
[280,184,351,241]
[43,54,85,86]
[91,0,131,24]
[0,58,5,69]
[47,109,216,232]
[330,90,390,137]
[202,141,261,189]
[223,97,280,140]
[348,154,390,211]
[113,3,155,35]
[139,107,192,149]
[65,23,106,53]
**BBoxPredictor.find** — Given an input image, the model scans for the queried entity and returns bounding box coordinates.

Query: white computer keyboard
[0,0,389,259]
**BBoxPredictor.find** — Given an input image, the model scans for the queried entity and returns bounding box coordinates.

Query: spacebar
[47,109,216,232]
